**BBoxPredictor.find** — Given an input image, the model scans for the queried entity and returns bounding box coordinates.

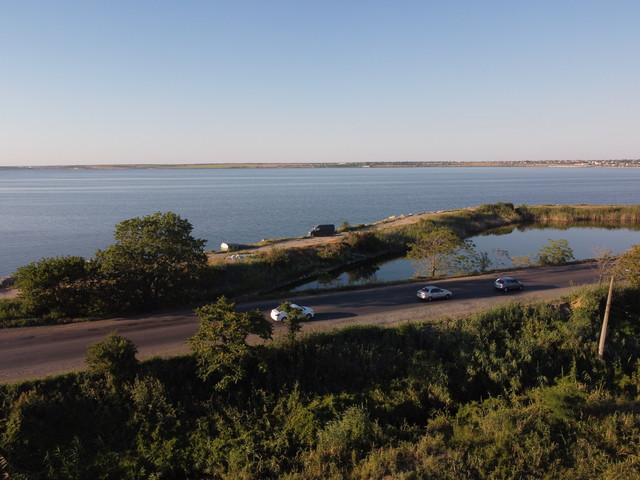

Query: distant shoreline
[1,159,639,170]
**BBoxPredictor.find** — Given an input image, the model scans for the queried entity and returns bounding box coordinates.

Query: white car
[270,303,314,321]
[416,286,452,301]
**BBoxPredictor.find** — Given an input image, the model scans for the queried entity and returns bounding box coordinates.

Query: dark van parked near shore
[308,224,336,237]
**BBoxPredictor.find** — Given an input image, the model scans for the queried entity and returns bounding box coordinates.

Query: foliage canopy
[2,284,640,478]
[616,244,640,287]
[188,296,272,388]
[15,256,94,318]
[85,331,139,392]
[537,238,575,265]
[407,228,461,277]
[95,212,207,311]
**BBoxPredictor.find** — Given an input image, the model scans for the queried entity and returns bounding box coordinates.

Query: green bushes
[15,256,95,318]
[3,283,640,478]
[85,332,140,393]
[476,201,518,215]
[8,212,208,324]
[0,299,29,327]
[537,238,576,265]
[522,204,640,224]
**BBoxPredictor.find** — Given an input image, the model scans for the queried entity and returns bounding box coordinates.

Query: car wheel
[503,287,508,292]
[426,296,432,301]
[519,285,524,290]
[305,314,312,320]
[445,294,451,299]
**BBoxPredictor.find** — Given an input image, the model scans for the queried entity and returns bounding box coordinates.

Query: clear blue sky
[2,1,639,166]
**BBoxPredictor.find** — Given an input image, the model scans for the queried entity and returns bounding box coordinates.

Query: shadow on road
[313,311,357,321]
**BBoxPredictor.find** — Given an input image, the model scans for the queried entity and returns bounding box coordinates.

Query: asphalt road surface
[0,263,601,383]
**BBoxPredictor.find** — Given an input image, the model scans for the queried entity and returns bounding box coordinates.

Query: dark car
[494,277,524,292]
[308,224,336,237]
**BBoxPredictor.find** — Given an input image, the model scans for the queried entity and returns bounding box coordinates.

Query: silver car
[417,286,452,301]
[494,277,524,292]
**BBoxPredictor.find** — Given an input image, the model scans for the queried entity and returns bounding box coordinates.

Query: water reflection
[473,225,640,268]
[347,263,380,283]
[294,263,382,291]
[291,226,640,292]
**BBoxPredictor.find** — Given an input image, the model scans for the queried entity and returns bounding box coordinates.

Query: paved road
[0,263,600,383]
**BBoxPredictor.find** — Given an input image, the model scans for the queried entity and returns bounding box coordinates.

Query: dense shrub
[3,283,640,478]
[0,299,28,327]
[537,238,575,265]
[85,332,139,392]
[14,256,95,318]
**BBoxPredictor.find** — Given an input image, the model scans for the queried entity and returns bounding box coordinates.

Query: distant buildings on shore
[2,159,639,170]
[301,159,640,168]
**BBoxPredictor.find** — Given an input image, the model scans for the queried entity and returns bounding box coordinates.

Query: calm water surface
[1,167,639,278]
[292,226,640,291]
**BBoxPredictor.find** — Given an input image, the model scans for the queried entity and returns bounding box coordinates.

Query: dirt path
[208,209,451,261]
[0,288,18,300]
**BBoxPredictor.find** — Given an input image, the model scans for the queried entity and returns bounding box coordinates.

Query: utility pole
[598,275,615,359]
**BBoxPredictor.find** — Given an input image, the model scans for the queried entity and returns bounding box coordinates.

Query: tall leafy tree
[188,296,273,388]
[407,228,461,277]
[95,212,207,310]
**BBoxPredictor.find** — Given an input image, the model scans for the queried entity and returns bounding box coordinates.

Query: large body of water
[1,167,640,278]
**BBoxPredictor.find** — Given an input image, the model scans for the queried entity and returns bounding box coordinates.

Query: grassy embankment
[1,281,639,478]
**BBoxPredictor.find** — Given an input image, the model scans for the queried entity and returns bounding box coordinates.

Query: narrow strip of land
[0,263,600,384]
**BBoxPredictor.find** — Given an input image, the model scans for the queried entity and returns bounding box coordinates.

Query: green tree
[85,332,139,392]
[407,228,461,277]
[616,245,640,287]
[15,256,93,318]
[95,212,207,311]
[277,301,304,340]
[188,296,273,388]
[538,238,575,265]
